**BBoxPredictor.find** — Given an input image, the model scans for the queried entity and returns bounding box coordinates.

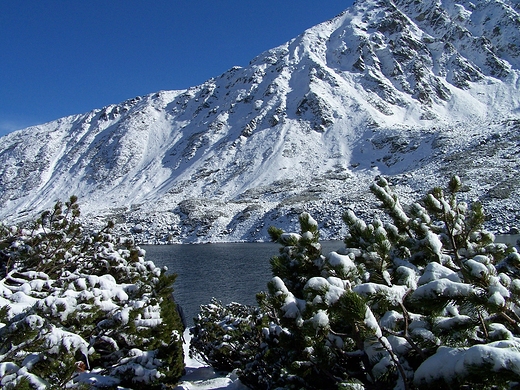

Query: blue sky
[0,1,353,137]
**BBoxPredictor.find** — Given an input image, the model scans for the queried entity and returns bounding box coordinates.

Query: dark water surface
[143,241,345,325]
[496,234,520,248]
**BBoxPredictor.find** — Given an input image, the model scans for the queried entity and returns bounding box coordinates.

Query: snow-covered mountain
[1,0,519,243]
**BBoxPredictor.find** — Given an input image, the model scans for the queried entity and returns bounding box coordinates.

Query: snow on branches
[191,176,520,389]
[0,197,184,389]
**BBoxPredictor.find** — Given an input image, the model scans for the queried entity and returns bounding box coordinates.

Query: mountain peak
[1,0,519,242]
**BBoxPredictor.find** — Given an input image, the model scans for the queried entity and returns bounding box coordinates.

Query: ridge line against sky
[0,1,353,138]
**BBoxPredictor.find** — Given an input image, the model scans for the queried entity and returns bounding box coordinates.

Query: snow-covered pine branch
[0,197,185,389]
[191,176,520,389]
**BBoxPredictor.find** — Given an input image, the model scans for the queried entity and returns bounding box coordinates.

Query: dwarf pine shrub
[0,197,185,389]
[191,176,520,389]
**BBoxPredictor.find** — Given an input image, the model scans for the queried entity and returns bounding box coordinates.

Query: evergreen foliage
[190,299,263,373]
[0,197,185,389]
[191,176,520,389]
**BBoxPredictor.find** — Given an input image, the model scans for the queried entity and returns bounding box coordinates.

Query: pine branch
[398,297,428,361]
[499,311,520,334]
[478,310,489,339]
[377,335,410,390]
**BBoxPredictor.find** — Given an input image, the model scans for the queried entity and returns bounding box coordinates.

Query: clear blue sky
[0,1,353,137]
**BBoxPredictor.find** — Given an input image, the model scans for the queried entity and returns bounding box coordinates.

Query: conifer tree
[340,176,520,388]
[190,299,263,373]
[252,212,354,389]
[0,197,185,389]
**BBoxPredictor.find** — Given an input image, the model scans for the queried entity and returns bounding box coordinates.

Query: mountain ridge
[1,0,519,242]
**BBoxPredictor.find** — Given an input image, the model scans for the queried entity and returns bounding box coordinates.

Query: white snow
[364,307,383,338]
[425,231,443,258]
[380,310,404,330]
[412,279,475,300]
[271,276,306,319]
[327,251,357,275]
[304,276,347,306]
[305,276,329,291]
[464,259,489,277]
[174,329,248,390]
[414,342,520,386]
[418,262,461,285]
[353,283,408,306]
[488,291,506,307]
[311,310,330,328]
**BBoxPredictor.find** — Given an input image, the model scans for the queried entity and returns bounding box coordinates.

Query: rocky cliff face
[1,0,519,242]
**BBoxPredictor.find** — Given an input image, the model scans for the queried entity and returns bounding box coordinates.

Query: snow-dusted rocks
[1,0,520,242]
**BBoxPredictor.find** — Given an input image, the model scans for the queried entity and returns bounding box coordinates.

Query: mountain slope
[1,0,519,242]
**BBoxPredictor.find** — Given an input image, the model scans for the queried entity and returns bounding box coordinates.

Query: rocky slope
[1,0,519,242]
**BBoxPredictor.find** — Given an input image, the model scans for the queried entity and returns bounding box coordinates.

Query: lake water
[144,241,345,325]
[144,236,518,326]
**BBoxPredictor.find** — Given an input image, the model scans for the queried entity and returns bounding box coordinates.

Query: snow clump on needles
[0,196,185,389]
